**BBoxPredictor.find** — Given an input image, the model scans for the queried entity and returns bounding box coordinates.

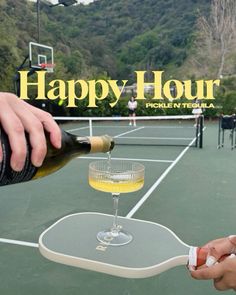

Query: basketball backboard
[29,42,54,73]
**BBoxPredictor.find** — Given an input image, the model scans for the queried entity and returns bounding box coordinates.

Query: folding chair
[218,115,236,149]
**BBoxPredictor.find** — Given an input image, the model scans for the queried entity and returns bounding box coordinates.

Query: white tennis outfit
[128,100,137,111]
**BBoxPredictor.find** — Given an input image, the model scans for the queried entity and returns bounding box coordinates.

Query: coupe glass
[89,160,145,246]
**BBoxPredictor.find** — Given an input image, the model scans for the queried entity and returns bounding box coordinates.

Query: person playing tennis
[128,96,137,127]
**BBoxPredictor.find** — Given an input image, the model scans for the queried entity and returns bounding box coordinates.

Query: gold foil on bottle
[89,135,113,153]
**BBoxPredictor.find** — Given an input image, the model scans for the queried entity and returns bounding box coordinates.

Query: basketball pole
[37,0,41,43]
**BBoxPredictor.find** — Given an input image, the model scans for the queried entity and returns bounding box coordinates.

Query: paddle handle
[189,247,233,267]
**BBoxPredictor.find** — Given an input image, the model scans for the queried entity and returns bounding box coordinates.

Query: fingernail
[33,159,43,167]
[228,254,236,259]
[206,255,217,267]
[52,137,61,149]
[11,162,24,172]
[188,265,196,271]
[56,137,62,149]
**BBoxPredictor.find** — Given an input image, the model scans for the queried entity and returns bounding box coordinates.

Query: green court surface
[0,120,236,295]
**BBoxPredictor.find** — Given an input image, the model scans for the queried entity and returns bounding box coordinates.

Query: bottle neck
[62,132,91,156]
[89,135,114,153]
[61,131,114,156]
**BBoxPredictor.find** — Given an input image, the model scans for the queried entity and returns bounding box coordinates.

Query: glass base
[97,228,133,246]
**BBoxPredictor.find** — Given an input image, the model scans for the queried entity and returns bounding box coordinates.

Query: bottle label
[0,129,37,186]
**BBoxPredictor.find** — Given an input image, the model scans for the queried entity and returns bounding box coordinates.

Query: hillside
[0,0,211,92]
[2,0,236,116]
[48,0,211,81]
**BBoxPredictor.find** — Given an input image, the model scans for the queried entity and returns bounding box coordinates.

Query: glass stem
[112,193,120,233]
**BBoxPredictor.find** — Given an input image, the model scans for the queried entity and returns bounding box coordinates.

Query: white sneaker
[129,122,132,126]
[134,123,136,127]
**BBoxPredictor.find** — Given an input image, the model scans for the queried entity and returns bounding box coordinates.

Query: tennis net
[54,115,204,148]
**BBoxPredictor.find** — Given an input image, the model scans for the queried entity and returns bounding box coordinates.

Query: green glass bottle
[0,129,114,186]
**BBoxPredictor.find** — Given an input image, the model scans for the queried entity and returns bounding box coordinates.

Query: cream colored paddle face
[38,212,197,278]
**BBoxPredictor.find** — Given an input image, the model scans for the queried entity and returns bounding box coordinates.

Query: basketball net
[40,63,54,73]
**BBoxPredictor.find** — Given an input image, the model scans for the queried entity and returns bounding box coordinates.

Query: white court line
[66,124,144,135]
[119,136,193,141]
[126,136,197,218]
[141,126,195,129]
[66,126,89,132]
[88,125,129,128]
[80,156,174,163]
[0,238,38,248]
[93,125,195,129]
[114,127,144,138]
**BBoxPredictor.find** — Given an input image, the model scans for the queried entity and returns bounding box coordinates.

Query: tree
[196,0,236,78]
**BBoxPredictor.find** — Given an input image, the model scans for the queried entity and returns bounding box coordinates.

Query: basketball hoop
[29,42,54,73]
[39,63,55,73]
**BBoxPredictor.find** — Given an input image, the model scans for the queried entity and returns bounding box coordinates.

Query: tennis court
[0,117,235,295]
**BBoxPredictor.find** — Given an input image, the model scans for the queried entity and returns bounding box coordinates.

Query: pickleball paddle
[38,212,229,278]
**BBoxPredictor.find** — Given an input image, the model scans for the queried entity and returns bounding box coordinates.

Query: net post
[218,116,221,149]
[89,119,93,137]
[199,115,204,148]
[234,116,236,149]
[195,117,199,147]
